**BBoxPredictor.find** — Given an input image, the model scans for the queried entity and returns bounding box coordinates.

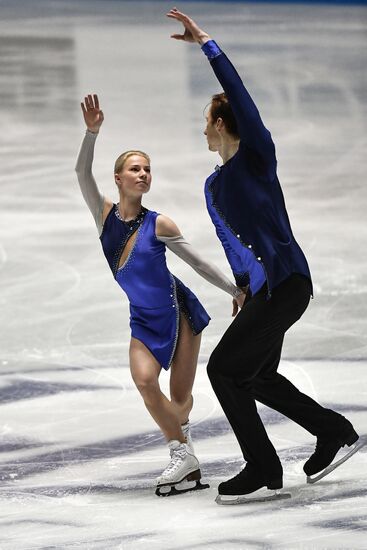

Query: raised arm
[156,215,245,315]
[166,8,276,175]
[75,94,111,235]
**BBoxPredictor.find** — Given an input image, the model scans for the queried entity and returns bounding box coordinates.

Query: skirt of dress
[129,276,210,370]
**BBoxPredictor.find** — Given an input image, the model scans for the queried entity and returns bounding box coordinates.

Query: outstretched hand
[81,94,104,133]
[166,7,211,45]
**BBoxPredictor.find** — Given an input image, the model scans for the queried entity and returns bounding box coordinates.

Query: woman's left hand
[166,7,211,45]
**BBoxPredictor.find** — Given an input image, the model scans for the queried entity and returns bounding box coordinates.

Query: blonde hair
[114,150,150,174]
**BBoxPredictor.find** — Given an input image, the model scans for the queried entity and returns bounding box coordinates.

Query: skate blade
[307,436,366,484]
[215,490,291,506]
[156,479,210,497]
[156,468,201,490]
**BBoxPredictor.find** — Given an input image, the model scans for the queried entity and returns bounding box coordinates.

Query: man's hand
[81,94,104,134]
[232,287,247,317]
[166,7,211,46]
[232,298,239,317]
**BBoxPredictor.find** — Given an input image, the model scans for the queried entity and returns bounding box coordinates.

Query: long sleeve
[75,130,104,234]
[157,235,243,298]
[202,40,276,179]
[213,221,250,288]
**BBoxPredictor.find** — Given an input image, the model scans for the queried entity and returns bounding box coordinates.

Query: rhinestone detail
[112,206,148,277]
[207,170,271,297]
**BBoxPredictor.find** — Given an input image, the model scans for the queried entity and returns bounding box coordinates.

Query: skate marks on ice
[0,378,118,405]
[0,431,164,482]
[1,404,364,483]
[1,450,366,549]
[0,435,46,454]
[0,406,304,485]
[161,480,367,548]
[3,526,159,550]
[285,480,367,543]
[210,474,367,545]
[2,436,364,503]
[0,414,255,482]
[163,538,267,550]
[310,515,367,536]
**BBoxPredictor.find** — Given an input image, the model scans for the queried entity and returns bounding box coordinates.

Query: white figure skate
[156,440,209,497]
[181,420,195,455]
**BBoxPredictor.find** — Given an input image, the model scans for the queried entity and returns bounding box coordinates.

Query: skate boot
[304,422,364,483]
[216,463,290,505]
[156,440,209,497]
[181,420,195,455]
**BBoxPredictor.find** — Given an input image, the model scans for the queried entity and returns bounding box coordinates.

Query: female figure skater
[75,94,244,497]
[167,8,361,504]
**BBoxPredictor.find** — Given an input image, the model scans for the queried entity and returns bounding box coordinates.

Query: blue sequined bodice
[100,204,148,277]
[100,206,174,308]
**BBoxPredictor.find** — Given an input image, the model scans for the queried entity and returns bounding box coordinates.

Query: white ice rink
[0,0,366,548]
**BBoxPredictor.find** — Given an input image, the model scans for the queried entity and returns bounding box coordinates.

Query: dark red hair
[210,93,239,138]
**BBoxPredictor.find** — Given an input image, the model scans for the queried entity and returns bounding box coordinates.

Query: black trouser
[207,274,343,480]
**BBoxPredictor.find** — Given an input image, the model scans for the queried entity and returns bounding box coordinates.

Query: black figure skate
[215,464,291,505]
[304,426,365,484]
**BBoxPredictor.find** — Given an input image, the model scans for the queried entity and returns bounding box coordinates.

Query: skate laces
[162,446,187,477]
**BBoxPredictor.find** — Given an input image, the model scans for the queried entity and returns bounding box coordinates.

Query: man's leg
[252,369,347,439]
[251,275,352,439]
[207,274,328,479]
[206,283,292,480]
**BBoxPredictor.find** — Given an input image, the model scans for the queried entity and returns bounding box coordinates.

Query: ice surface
[0,1,366,548]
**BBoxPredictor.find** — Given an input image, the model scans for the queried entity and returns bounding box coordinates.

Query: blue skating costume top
[202,40,312,299]
[100,205,210,370]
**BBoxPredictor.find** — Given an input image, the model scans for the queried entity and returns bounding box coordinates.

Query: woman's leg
[129,337,184,442]
[170,313,202,426]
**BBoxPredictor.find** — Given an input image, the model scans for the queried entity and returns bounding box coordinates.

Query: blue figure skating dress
[100,205,210,370]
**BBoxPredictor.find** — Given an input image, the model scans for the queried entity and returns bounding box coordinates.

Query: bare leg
[170,314,202,425]
[129,337,185,442]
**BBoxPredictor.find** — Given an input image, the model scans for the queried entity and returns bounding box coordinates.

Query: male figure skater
[167,8,362,504]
